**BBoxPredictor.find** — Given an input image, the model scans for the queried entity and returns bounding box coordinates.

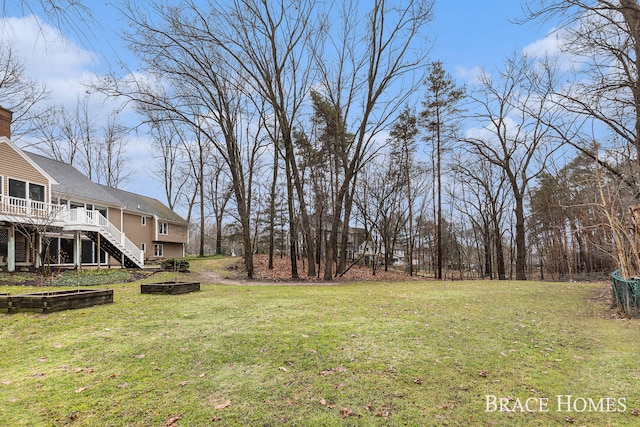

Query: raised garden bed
[0,289,113,313]
[141,281,200,295]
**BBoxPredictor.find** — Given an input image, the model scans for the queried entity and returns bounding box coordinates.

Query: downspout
[154,215,159,241]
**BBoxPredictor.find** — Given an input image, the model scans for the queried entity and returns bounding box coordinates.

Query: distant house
[358,240,406,266]
[0,106,188,272]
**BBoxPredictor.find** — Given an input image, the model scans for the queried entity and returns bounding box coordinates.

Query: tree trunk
[284,155,299,279]
[268,141,278,269]
[514,193,527,280]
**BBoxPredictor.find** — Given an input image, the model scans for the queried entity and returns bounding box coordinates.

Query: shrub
[161,258,190,272]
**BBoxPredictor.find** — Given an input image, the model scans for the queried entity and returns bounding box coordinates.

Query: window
[159,221,168,235]
[153,244,163,257]
[141,216,147,226]
[29,183,45,202]
[0,176,3,195]
[8,179,26,198]
[141,243,146,252]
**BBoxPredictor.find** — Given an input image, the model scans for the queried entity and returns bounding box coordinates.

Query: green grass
[52,269,134,287]
[1,267,639,426]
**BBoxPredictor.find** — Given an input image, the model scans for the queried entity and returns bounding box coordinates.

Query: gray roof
[100,185,186,223]
[25,151,186,224]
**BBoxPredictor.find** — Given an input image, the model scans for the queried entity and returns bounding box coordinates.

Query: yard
[1,259,639,426]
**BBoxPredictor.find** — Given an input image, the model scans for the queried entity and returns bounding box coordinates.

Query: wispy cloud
[454,66,483,84]
[1,15,98,106]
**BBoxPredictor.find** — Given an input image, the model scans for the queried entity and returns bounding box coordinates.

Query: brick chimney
[0,106,12,139]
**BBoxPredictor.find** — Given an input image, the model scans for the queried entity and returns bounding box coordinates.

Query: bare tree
[0,43,50,139]
[464,53,562,280]
[198,0,320,279]
[312,0,435,280]
[524,0,640,274]
[96,112,130,188]
[524,0,640,180]
[452,158,511,279]
[2,0,95,45]
[98,2,271,277]
[205,155,233,256]
[144,112,189,211]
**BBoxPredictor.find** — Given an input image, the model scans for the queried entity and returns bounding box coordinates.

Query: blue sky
[1,1,558,206]
[430,2,553,72]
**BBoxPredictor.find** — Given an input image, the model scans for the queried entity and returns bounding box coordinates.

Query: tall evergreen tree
[421,61,465,280]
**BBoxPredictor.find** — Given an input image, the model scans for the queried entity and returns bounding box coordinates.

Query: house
[358,240,406,266]
[0,106,188,272]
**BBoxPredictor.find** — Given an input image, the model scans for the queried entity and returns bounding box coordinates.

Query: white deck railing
[0,194,62,221]
[0,195,143,267]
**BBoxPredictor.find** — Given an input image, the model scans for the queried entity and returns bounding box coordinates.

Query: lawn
[1,263,639,426]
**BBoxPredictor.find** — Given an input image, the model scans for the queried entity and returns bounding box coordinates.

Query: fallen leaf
[413,378,423,384]
[199,373,206,378]
[319,398,326,405]
[163,415,181,427]
[279,366,287,372]
[117,383,129,388]
[565,416,575,423]
[376,408,391,418]
[134,354,145,359]
[334,382,345,389]
[75,386,88,393]
[211,416,222,422]
[214,400,231,410]
[179,381,188,387]
[340,408,353,418]
[75,368,84,373]
[478,371,488,377]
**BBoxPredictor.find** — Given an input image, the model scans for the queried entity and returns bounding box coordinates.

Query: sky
[0,1,559,211]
